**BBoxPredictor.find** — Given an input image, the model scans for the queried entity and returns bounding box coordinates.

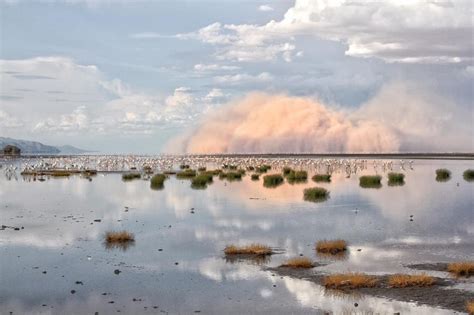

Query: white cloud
[258,4,273,12]
[180,0,472,64]
[214,72,273,85]
[193,63,240,72]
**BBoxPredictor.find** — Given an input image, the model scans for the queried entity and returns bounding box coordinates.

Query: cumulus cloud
[258,5,273,12]
[214,72,273,85]
[167,82,473,154]
[180,0,472,64]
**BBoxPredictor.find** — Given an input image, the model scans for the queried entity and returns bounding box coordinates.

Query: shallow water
[0,157,473,314]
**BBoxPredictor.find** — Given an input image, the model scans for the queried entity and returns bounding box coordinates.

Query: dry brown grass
[447,262,474,277]
[324,273,377,289]
[316,239,347,254]
[224,244,273,256]
[467,300,474,314]
[105,231,135,243]
[280,257,314,269]
[388,274,435,287]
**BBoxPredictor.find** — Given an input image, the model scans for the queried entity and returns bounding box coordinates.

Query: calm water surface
[0,158,473,314]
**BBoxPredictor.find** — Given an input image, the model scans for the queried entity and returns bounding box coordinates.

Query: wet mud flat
[267,266,474,312]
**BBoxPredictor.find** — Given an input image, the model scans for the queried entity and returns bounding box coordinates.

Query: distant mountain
[0,137,91,154]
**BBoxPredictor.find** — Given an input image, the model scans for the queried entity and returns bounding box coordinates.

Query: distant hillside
[0,137,90,154]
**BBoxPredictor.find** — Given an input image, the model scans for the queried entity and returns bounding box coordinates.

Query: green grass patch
[303,187,329,202]
[179,164,190,169]
[286,170,308,184]
[150,174,166,190]
[257,165,272,173]
[251,174,260,181]
[312,174,331,182]
[463,169,474,182]
[282,167,293,176]
[191,173,213,189]
[436,168,451,182]
[176,169,197,179]
[122,172,141,181]
[219,171,242,181]
[388,172,405,186]
[263,174,284,188]
[359,175,382,188]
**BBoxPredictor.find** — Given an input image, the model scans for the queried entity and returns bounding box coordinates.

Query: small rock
[354,303,358,307]
[71,290,76,294]
[114,269,121,275]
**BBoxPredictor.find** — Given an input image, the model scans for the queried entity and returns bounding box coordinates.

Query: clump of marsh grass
[224,244,273,256]
[179,164,190,169]
[191,173,213,189]
[150,174,166,190]
[263,174,284,188]
[447,262,474,277]
[436,168,451,182]
[388,274,435,287]
[359,175,382,188]
[122,172,141,181]
[324,273,377,289]
[312,174,331,182]
[303,187,329,202]
[316,239,347,255]
[219,171,242,181]
[251,174,260,181]
[388,172,405,186]
[463,169,474,182]
[282,167,293,176]
[176,169,197,179]
[247,166,255,171]
[280,257,314,269]
[257,165,271,173]
[104,230,135,250]
[197,167,207,172]
[286,170,308,184]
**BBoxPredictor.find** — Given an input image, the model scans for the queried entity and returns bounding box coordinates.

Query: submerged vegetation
[316,240,347,255]
[447,262,474,277]
[324,273,377,289]
[286,170,308,184]
[263,174,284,188]
[303,187,329,202]
[122,172,141,181]
[463,169,474,182]
[388,172,405,186]
[388,274,435,287]
[436,168,451,182]
[280,257,314,269]
[150,174,166,190]
[224,244,273,256]
[312,174,331,182]
[359,175,382,188]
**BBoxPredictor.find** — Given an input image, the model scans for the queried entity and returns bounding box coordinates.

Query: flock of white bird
[1,155,414,178]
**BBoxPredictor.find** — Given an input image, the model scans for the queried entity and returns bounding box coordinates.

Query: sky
[0,0,473,154]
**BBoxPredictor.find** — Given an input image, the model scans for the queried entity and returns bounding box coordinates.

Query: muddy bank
[267,266,474,313]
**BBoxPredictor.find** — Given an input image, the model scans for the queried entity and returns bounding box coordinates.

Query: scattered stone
[114,269,121,275]
[71,290,76,294]
[94,219,101,222]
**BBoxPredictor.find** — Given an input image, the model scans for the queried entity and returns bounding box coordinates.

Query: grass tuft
[388,274,435,287]
[191,173,213,189]
[219,171,242,181]
[359,175,382,188]
[251,174,260,181]
[224,244,273,256]
[280,257,314,269]
[150,174,166,190]
[436,168,451,182]
[263,174,284,188]
[197,167,207,172]
[447,262,474,277]
[463,169,474,182]
[282,167,293,176]
[179,164,190,169]
[388,172,405,186]
[176,169,197,179]
[256,165,272,173]
[122,172,141,181]
[312,174,331,182]
[303,187,329,202]
[104,231,135,250]
[316,239,347,254]
[324,273,377,289]
[286,170,308,183]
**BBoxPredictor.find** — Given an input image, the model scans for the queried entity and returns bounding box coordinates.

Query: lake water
[1,157,473,314]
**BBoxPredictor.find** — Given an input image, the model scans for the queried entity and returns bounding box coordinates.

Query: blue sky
[0,0,472,153]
